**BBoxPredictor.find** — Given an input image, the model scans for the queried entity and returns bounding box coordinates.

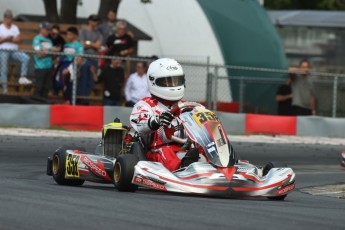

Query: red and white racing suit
[130,97,188,171]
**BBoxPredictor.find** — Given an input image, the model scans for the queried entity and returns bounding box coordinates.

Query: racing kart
[341,151,345,168]
[47,102,295,200]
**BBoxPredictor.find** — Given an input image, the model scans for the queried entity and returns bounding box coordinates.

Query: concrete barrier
[103,106,132,125]
[297,116,345,137]
[0,104,344,137]
[216,112,246,135]
[0,103,50,128]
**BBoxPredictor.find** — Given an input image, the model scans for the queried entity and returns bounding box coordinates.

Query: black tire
[130,142,147,161]
[52,145,86,186]
[262,162,288,176]
[113,154,138,192]
[267,194,287,200]
[263,162,288,201]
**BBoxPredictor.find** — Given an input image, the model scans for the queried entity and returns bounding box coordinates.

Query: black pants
[292,106,312,116]
[34,68,53,98]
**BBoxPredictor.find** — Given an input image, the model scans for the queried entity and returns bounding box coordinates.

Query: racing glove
[148,111,174,130]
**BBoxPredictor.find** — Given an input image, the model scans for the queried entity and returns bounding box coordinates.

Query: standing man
[95,57,125,106]
[78,14,102,105]
[56,27,84,104]
[291,59,316,116]
[125,61,150,107]
[96,9,117,46]
[276,69,293,116]
[32,22,54,98]
[49,24,65,52]
[0,9,31,93]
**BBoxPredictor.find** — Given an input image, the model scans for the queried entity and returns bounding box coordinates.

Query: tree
[42,0,59,22]
[60,0,79,24]
[43,0,151,24]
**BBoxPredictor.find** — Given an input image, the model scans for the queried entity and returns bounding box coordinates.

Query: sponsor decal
[80,155,111,181]
[216,138,225,147]
[236,167,251,173]
[66,153,80,177]
[166,65,178,71]
[192,111,218,126]
[133,176,166,191]
[277,183,295,195]
[206,142,216,155]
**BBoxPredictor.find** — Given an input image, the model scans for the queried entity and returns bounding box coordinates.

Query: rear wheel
[52,145,85,186]
[113,154,138,192]
[263,162,288,201]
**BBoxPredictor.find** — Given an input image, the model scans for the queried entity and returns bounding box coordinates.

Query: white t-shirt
[125,72,151,103]
[0,23,20,50]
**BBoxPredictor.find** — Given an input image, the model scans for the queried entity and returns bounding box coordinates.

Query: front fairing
[179,107,235,167]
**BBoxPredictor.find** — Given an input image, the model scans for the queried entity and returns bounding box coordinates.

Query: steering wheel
[169,102,203,144]
[170,102,204,115]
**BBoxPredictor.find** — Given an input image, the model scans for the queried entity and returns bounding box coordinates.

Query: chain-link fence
[0,48,344,117]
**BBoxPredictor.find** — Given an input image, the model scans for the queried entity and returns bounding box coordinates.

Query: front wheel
[113,154,138,192]
[267,194,287,200]
[263,162,289,201]
[52,145,85,186]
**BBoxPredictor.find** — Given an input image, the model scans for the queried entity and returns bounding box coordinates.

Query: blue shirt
[61,41,84,62]
[32,35,53,69]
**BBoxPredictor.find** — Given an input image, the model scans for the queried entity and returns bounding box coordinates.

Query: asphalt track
[0,134,344,230]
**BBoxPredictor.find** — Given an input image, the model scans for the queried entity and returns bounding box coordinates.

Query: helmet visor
[155,75,185,87]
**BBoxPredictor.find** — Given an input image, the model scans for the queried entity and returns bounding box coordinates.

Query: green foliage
[264,0,345,10]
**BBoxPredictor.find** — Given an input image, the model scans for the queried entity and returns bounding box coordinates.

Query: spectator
[106,21,134,57]
[291,59,316,116]
[96,9,117,46]
[55,27,84,104]
[48,24,65,52]
[125,61,150,107]
[32,21,56,98]
[78,14,102,105]
[94,57,125,106]
[275,69,293,116]
[0,9,31,93]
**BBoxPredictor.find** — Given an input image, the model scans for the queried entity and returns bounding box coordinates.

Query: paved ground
[0,128,344,230]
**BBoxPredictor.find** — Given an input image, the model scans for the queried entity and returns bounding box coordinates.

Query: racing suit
[130,97,188,171]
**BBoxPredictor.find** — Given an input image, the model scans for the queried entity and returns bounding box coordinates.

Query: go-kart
[341,151,345,167]
[47,102,295,200]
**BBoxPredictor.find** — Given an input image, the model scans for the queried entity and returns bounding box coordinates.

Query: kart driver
[130,58,200,171]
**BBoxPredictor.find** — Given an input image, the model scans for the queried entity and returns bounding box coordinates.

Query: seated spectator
[49,24,65,52]
[94,57,125,106]
[55,26,84,104]
[125,61,150,107]
[32,22,56,98]
[106,21,134,57]
[276,69,293,116]
[0,9,31,93]
[96,9,117,46]
[78,14,102,105]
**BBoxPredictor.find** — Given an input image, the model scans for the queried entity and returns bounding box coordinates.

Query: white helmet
[147,58,185,101]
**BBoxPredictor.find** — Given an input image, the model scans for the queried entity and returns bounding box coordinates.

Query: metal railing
[1,48,344,117]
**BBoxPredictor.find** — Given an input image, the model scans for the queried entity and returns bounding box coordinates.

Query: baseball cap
[4,9,13,18]
[39,21,52,30]
[88,14,100,21]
